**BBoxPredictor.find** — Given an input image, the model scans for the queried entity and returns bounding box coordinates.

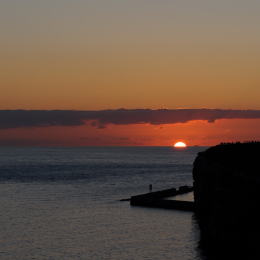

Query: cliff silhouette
[193,141,260,253]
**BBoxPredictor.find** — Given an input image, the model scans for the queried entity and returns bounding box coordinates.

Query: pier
[130,186,196,211]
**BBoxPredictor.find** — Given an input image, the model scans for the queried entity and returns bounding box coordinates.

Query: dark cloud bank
[1,109,260,129]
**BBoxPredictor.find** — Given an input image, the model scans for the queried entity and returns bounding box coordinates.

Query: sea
[0,146,224,260]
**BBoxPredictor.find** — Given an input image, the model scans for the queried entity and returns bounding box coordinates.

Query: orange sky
[1,1,260,111]
[1,118,260,146]
[1,1,260,146]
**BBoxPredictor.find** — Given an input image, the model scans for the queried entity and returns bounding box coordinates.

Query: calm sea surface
[0,146,216,260]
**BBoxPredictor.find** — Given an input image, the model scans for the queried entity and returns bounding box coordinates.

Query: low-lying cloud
[1,108,260,129]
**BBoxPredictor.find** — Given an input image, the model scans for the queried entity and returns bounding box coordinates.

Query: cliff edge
[192,142,260,247]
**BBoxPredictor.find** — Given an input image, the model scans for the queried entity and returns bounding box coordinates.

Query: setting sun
[174,142,187,147]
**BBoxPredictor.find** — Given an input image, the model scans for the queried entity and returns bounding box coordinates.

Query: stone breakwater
[130,186,195,211]
[192,142,260,247]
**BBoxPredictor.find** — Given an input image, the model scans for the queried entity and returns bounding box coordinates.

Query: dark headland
[193,141,260,257]
[129,141,260,258]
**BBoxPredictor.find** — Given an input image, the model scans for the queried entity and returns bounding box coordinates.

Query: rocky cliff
[193,142,260,248]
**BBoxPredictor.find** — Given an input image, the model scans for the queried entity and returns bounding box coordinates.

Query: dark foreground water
[0,146,222,259]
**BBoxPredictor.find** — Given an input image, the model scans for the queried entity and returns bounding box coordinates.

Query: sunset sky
[1,0,260,146]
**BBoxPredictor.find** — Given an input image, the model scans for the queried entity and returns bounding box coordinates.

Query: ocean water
[0,146,212,260]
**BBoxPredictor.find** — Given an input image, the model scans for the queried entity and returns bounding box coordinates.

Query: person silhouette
[149,184,152,193]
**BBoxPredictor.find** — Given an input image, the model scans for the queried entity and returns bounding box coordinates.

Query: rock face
[192,142,260,247]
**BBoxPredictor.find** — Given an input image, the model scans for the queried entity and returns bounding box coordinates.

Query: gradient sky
[1,1,260,146]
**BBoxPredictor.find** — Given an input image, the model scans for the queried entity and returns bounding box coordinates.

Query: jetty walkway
[129,186,196,211]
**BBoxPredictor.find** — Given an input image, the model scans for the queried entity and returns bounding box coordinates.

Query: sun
[174,142,187,147]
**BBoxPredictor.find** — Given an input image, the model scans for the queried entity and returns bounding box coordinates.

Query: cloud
[1,108,260,129]
[97,124,107,129]
[113,137,131,140]
[81,138,101,140]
